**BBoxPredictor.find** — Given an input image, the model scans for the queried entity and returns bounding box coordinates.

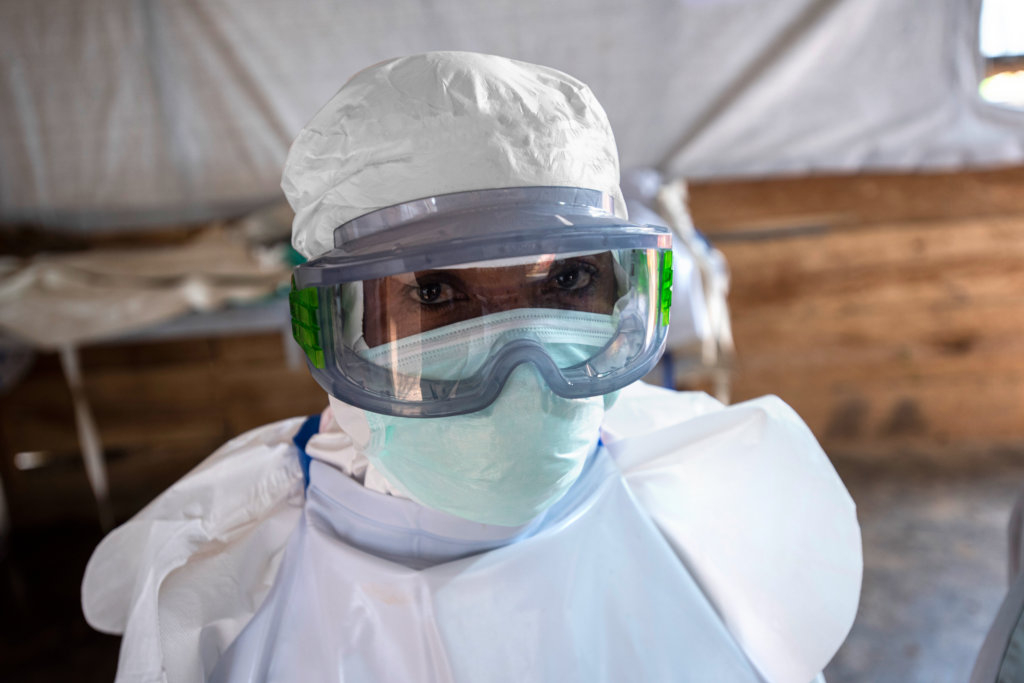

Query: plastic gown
[82,382,862,683]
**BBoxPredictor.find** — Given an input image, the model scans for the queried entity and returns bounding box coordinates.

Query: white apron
[82,384,862,683]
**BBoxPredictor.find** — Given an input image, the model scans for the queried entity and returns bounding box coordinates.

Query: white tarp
[0,226,289,348]
[1,0,1022,231]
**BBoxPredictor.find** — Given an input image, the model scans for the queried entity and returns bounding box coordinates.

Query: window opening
[979,0,1024,107]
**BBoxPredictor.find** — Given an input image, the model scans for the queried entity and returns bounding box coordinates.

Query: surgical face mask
[329,310,619,526]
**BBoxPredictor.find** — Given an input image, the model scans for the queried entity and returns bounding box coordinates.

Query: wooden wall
[689,166,1024,460]
[3,166,1023,527]
[0,334,326,526]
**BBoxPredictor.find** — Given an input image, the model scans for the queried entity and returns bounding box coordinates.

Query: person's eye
[552,263,596,291]
[410,281,455,305]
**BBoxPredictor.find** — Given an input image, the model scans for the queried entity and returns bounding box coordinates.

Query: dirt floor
[824,454,1024,683]
[1,523,119,682]
[2,451,1022,682]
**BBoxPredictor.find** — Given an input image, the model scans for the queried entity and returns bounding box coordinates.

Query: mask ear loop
[612,250,629,298]
[340,281,369,352]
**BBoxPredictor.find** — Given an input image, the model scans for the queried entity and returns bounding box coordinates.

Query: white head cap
[282,51,626,259]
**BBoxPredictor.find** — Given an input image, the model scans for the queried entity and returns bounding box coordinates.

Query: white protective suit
[81,52,862,683]
[83,382,861,683]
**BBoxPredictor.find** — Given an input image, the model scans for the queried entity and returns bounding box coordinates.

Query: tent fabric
[0,227,289,348]
[1,0,1022,231]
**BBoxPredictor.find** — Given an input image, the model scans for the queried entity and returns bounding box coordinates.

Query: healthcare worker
[82,52,862,683]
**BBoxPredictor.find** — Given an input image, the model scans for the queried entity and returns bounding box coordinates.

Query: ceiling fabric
[1,0,1021,231]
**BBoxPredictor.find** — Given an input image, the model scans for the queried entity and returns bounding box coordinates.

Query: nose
[470,284,535,313]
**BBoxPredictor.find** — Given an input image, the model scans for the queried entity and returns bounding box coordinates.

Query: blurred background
[1,0,1023,681]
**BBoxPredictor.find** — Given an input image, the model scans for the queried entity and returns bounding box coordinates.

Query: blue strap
[292,414,322,490]
[661,350,675,389]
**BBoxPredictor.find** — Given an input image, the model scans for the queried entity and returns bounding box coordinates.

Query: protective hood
[282,51,626,259]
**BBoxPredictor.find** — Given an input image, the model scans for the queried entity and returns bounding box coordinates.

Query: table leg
[58,345,113,531]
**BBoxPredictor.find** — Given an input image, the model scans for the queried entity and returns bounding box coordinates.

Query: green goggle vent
[289,281,325,369]
[660,250,673,327]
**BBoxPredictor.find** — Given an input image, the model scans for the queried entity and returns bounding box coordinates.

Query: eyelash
[408,279,462,308]
[548,261,599,294]
[405,259,602,309]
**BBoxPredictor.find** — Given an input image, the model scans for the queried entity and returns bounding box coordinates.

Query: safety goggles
[290,187,673,417]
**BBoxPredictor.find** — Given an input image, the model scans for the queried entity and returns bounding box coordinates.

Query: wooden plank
[734,299,1024,382]
[714,204,1024,452]
[721,215,1024,307]
[6,434,230,526]
[214,333,293,365]
[79,338,216,369]
[0,333,326,525]
[735,371,1024,447]
[688,166,1024,235]
[219,366,328,434]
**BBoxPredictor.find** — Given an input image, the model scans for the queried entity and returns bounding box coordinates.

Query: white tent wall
[1,0,1022,231]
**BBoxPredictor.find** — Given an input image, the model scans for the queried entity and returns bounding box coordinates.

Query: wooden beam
[688,166,1024,235]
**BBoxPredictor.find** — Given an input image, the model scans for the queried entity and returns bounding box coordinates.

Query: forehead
[385,263,556,290]
[388,252,613,284]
